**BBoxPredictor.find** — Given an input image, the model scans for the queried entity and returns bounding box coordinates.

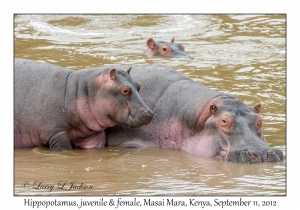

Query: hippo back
[134,66,189,109]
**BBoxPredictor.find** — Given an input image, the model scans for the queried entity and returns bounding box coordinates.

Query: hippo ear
[126,67,132,74]
[254,103,262,114]
[110,69,117,80]
[209,104,218,114]
[171,37,175,42]
[147,38,156,49]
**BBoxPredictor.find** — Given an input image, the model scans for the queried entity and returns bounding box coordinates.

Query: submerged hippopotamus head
[144,37,193,58]
[185,96,284,163]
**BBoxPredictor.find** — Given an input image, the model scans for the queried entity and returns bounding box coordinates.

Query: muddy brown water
[14,14,286,196]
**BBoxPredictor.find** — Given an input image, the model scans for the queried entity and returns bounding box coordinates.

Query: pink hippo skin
[106,65,284,164]
[14,59,153,151]
[144,38,193,59]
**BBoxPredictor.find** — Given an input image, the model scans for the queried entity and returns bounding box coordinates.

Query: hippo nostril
[141,109,154,119]
[163,48,167,52]
[261,148,282,162]
[138,109,153,125]
[273,148,284,161]
[146,109,154,117]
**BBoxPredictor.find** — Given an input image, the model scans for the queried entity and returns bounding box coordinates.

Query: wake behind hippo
[14,59,153,151]
[106,65,284,164]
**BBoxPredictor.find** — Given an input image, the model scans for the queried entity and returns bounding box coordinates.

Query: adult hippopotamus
[14,59,153,151]
[144,37,193,59]
[106,65,284,164]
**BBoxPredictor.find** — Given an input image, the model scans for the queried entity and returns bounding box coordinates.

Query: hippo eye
[218,114,234,134]
[120,86,132,97]
[220,118,227,125]
[160,45,172,55]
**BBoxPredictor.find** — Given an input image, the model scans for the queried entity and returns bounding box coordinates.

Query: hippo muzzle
[226,147,284,164]
[125,108,154,128]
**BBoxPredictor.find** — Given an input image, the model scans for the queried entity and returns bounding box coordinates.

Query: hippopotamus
[14,59,153,151]
[144,37,193,58]
[106,65,284,164]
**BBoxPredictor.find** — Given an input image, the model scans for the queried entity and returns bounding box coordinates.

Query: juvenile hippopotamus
[14,59,153,151]
[106,65,284,164]
[144,37,193,58]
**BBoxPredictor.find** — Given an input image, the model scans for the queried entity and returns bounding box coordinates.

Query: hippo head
[144,37,193,58]
[89,67,154,128]
[185,96,284,164]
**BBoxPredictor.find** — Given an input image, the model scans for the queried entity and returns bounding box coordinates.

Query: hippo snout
[143,109,154,125]
[261,148,283,162]
[226,147,284,164]
[126,108,154,128]
[138,109,154,126]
